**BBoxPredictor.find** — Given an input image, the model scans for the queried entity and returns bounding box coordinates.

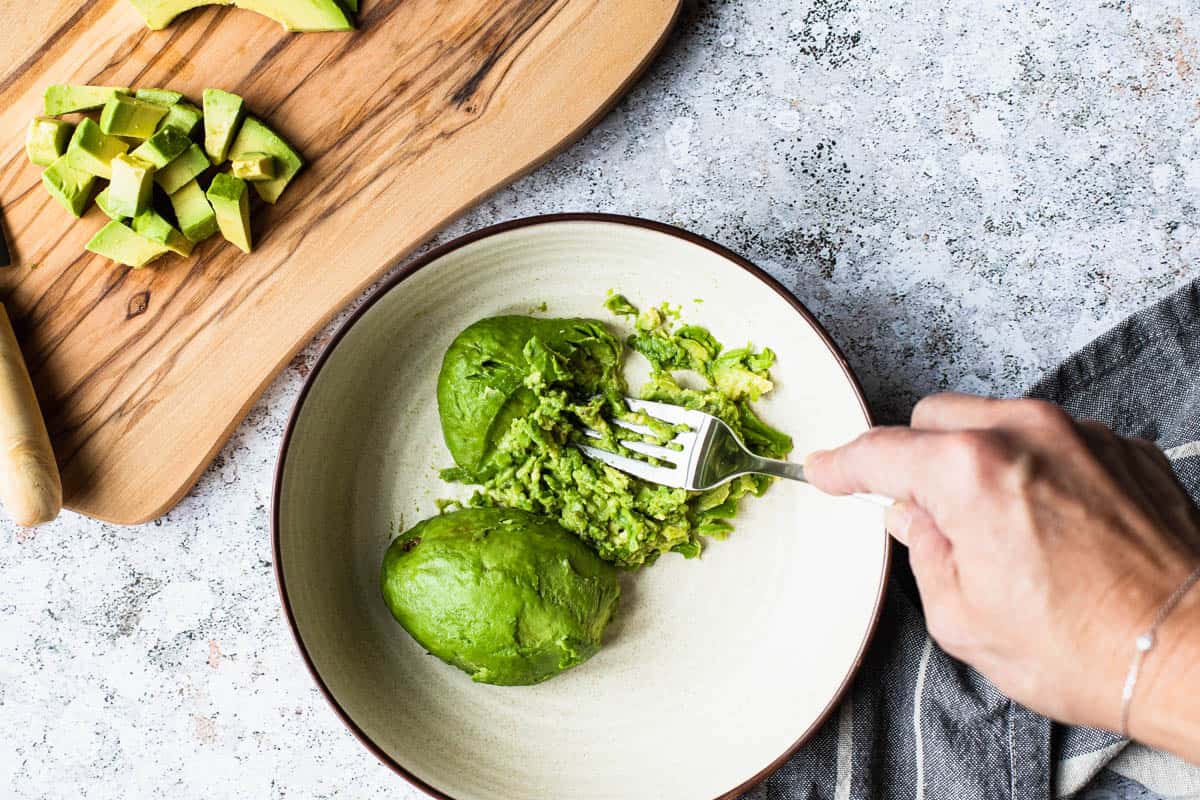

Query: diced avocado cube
[228,117,303,204]
[230,152,275,181]
[108,154,156,217]
[99,94,169,138]
[44,84,129,115]
[157,102,203,137]
[206,173,251,253]
[169,179,218,243]
[26,117,73,167]
[42,155,97,217]
[85,220,169,268]
[94,187,124,220]
[132,209,194,257]
[154,144,210,194]
[202,89,245,165]
[135,87,183,106]
[129,125,192,168]
[65,118,129,179]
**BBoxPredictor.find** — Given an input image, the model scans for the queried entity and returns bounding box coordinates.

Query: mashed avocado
[436,296,793,568]
[380,508,620,685]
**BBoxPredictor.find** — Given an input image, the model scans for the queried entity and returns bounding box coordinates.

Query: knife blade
[0,205,10,268]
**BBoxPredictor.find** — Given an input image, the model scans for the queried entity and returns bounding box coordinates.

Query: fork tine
[612,417,655,437]
[581,428,683,462]
[625,397,706,428]
[618,439,685,462]
[576,444,687,489]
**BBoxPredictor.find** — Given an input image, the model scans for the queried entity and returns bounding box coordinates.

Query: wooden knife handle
[0,304,61,527]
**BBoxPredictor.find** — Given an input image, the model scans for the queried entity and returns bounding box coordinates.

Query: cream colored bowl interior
[277,219,888,800]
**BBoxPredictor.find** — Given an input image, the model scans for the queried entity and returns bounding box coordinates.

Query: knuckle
[925,610,970,656]
[911,395,942,425]
[1012,399,1070,431]
[947,430,1012,479]
[855,426,898,454]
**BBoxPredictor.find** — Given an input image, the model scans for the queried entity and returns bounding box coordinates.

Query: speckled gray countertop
[3,1,1198,797]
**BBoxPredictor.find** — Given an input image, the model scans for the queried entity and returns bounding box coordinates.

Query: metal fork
[578,398,893,506]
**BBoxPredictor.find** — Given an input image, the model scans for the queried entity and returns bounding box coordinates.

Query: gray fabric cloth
[745,279,1200,800]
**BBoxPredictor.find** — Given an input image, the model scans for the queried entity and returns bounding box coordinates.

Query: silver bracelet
[1119,563,1200,737]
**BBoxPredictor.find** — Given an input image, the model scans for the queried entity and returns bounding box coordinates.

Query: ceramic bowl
[273,214,889,800]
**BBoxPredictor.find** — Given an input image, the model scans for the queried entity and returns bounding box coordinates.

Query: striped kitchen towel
[746,279,1200,800]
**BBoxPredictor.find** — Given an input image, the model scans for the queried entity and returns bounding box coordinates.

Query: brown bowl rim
[271,212,892,800]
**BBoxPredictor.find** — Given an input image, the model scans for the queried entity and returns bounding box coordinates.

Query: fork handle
[744,455,894,507]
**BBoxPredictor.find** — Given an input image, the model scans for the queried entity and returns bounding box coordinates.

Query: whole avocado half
[380,508,621,685]
[436,316,622,478]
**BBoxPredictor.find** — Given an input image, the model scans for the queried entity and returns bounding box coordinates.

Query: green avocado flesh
[155,143,210,194]
[130,125,192,168]
[65,118,129,179]
[169,179,219,243]
[126,0,354,31]
[136,87,183,106]
[43,85,129,115]
[26,118,73,167]
[202,89,244,165]
[85,220,169,268]
[32,83,304,266]
[228,117,302,203]
[157,102,203,137]
[436,297,793,568]
[381,508,620,686]
[42,156,97,217]
[100,94,169,139]
[206,173,252,253]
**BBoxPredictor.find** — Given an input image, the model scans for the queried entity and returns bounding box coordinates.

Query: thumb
[804,427,947,502]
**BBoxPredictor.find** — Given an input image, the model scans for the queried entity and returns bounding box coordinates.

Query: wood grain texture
[0,0,681,523]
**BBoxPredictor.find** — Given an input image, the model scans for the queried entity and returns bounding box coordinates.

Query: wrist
[1127,582,1200,760]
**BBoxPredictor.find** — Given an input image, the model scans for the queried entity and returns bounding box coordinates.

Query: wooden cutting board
[0,0,680,524]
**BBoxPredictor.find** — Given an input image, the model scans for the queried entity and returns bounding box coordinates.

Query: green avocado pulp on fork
[435,297,794,568]
[380,508,620,686]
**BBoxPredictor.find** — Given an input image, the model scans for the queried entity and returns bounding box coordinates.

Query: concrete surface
[4,0,1199,797]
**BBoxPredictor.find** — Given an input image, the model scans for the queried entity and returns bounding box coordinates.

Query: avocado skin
[437,316,622,477]
[380,508,620,686]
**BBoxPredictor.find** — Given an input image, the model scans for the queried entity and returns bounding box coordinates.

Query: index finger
[805,426,953,505]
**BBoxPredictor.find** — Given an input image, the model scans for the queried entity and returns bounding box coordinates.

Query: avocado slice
[228,117,302,203]
[381,508,620,685]
[94,187,125,221]
[108,154,156,218]
[132,209,194,257]
[155,144,211,194]
[157,102,203,137]
[26,117,73,167]
[130,125,192,168]
[230,152,275,181]
[86,220,170,268]
[100,95,169,139]
[205,173,252,253]
[135,87,183,106]
[42,155,97,217]
[44,85,130,115]
[202,89,245,165]
[169,180,219,243]
[126,0,354,32]
[65,118,129,179]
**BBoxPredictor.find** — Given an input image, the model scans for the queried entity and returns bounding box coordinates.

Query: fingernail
[885,503,913,544]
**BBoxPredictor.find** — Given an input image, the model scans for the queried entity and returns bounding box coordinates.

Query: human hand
[805,394,1200,759]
